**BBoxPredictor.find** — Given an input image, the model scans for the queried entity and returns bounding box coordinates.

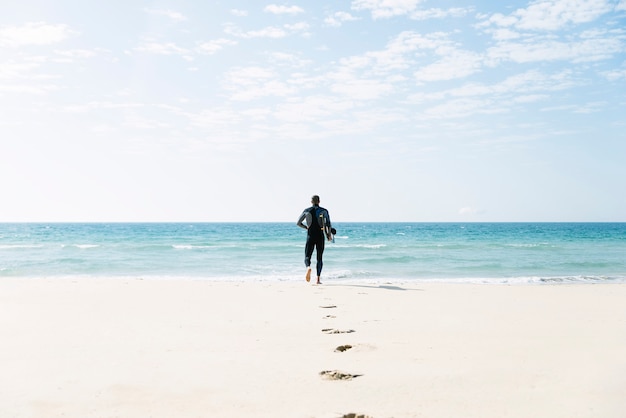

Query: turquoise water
[1,223,624,284]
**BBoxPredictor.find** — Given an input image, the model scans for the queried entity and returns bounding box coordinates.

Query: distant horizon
[2,220,625,224]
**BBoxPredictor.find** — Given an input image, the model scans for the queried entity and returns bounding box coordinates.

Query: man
[296,195,333,284]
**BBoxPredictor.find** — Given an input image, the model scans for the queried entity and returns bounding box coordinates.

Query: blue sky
[1,0,625,222]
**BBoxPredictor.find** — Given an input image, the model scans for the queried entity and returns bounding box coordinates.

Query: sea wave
[335,243,387,249]
[504,243,555,248]
[172,244,213,250]
[74,244,100,249]
[0,244,45,249]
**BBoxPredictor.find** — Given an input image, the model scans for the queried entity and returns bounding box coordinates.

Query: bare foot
[305,267,311,282]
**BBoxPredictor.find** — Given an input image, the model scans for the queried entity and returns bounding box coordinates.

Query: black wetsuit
[297,205,331,277]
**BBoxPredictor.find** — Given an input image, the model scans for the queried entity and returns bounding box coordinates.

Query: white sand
[1,278,625,418]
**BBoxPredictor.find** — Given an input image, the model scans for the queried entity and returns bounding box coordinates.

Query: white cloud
[54,49,97,59]
[414,50,482,82]
[223,66,296,101]
[224,20,310,39]
[226,66,275,85]
[0,59,43,79]
[480,0,614,32]
[480,13,518,28]
[135,41,189,55]
[409,7,472,20]
[268,97,405,140]
[423,98,503,119]
[486,34,624,64]
[459,207,485,216]
[617,0,626,10]
[331,78,394,100]
[490,28,522,41]
[513,0,613,31]
[336,31,480,83]
[231,9,249,17]
[0,54,64,95]
[51,48,100,65]
[232,80,296,101]
[244,27,287,38]
[0,83,60,94]
[603,67,626,81]
[336,31,455,76]
[196,39,237,55]
[394,31,453,51]
[274,96,354,123]
[0,22,75,47]
[541,101,606,113]
[224,23,287,39]
[407,69,579,117]
[61,101,146,113]
[267,52,312,68]
[477,1,626,67]
[324,11,360,27]
[144,8,187,22]
[497,69,577,93]
[513,94,550,103]
[284,22,310,33]
[264,5,305,15]
[352,0,424,19]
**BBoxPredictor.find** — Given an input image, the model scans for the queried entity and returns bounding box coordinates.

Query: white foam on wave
[335,243,387,249]
[172,244,212,250]
[59,244,100,249]
[323,273,626,286]
[0,244,44,249]
[505,243,553,248]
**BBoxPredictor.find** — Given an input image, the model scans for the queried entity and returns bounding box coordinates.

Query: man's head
[311,195,320,205]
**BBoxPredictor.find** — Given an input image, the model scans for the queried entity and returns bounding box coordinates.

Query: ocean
[1,223,624,284]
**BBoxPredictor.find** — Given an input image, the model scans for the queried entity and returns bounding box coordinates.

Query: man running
[297,195,333,284]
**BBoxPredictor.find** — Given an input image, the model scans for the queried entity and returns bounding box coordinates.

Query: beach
[1,278,625,418]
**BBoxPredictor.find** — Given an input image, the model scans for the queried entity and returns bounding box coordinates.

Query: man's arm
[296,211,308,229]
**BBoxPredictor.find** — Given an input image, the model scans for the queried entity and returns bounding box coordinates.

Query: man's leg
[315,238,325,284]
[304,235,314,282]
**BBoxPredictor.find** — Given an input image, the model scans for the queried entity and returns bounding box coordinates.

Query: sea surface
[1,223,625,284]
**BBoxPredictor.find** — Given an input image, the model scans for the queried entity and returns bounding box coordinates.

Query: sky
[1,0,625,222]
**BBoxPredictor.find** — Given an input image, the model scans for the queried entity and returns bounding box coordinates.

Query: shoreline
[1,278,625,417]
[3,274,625,285]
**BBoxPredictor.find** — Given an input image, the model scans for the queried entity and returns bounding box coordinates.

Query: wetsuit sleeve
[296,210,309,229]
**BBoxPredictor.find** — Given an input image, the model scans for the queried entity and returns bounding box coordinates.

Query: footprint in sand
[322,328,355,334]
[319,370,362,380]
[319,305,337,309]
[342,414,373,418]
[323,314,336,319]
[335,344,353,352]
